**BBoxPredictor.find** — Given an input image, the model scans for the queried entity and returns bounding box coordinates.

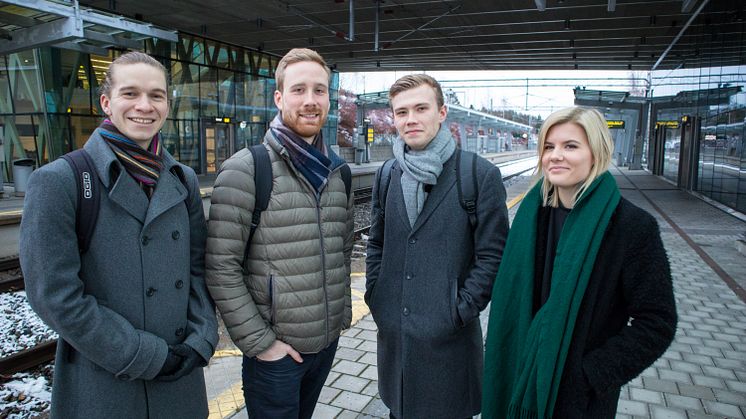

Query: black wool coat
[366,152,509,419]
[535,197,677,419]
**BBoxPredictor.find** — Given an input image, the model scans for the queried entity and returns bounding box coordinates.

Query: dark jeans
[242,339,338,419]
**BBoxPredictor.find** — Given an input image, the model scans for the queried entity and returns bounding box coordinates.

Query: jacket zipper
[268,275,276,325]
[274,135,339,348]
[316,197,330,347]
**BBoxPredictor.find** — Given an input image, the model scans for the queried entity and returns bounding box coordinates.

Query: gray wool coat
[20,131,218,419]
[365,150,509,419]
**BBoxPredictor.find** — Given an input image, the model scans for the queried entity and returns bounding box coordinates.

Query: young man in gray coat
[366,74,509,419]
[20,51,218,418]
[206,48,353,419]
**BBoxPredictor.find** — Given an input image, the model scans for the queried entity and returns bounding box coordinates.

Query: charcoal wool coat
[20,133,218,419]
[366,151,509,419]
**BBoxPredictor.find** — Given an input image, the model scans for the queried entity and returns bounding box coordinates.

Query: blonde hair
[534,106,613,207]
[99,51,167,97]
[275,48,331,91]
[388,74,445,108]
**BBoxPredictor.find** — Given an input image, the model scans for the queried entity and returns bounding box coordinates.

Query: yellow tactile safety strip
[507,192,527,209]
[207,278,371,418]
[208,381,244,419]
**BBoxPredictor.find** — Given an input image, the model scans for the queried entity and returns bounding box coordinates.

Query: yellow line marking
[351,272,366,277]
[507,192,526,209]
[208,381,244,419]
[213,349,243,359]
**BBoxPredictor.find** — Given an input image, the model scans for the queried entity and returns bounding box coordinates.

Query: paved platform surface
[204,166,746,419]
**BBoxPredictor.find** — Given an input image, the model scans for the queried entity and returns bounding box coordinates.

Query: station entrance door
[203,121,234,174]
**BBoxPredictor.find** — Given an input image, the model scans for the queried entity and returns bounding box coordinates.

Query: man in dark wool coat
[20,51,218,418]
[365,74,509,419]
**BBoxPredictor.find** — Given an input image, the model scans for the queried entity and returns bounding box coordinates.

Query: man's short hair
[275,48,331,92]
[99,51,167,97]
[388,74,445,108]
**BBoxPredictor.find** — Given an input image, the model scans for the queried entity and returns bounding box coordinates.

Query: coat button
[405,274,413,280]
[172,230,180,240]
[408,238,416,244]
[402,307,410,316]
[175,327,184,337]
[141,236,150,246]
[146,287,156,297]
[175,280,184,289]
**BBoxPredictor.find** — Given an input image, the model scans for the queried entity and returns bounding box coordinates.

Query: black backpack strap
[376,158,397,218]
[243,144,273,268]
[61,149,100,254]
[456,150,478,228]
[340,163,352,200]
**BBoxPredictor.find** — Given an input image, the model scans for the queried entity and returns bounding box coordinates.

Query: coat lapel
[389,166,413,232]
[411,153,458,234]
[143,154,188,228]
[84,131,148,224]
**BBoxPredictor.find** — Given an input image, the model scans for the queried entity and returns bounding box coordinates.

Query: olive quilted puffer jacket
[205,130,353,357]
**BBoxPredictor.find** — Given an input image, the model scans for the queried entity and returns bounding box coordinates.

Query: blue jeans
[242,339,338,419]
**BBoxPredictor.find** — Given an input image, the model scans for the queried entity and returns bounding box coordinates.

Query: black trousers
[242,339,338,419]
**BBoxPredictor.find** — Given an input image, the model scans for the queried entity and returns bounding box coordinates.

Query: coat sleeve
[205,154,277,357]
[364,165,385,306]
[20,165,167,381]
[455,162,509,326]
[581,215,677,395]
[342,174,354,329]
[182,168,219,363]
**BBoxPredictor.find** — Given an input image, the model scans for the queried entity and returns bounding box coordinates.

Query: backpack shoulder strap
[340,163,352,200]
[243,144,273,267]
[61,149,100,254]
[456,150,478,228]
[376,158,397,217]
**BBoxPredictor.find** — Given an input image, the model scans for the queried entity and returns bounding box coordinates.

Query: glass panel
[36,114,72,163]
[70,115,99,150]
[1,115,37,164]
[171,62,200,120]
[8,50,43,113]
[200,65,218,117]
[163,118,200,172]
[218,69,235,118]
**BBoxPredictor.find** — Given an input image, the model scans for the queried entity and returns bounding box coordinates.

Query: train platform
[203,166,746,419]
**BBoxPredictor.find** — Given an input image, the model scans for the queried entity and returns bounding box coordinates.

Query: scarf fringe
[508,403,540,419]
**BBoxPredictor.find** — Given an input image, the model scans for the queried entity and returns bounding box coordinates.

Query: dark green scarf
[482,171,620,419]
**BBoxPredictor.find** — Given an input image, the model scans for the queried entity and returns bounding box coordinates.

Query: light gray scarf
[393,125,456,227]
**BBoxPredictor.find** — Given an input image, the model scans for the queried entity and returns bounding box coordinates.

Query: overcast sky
[340,66,746,119]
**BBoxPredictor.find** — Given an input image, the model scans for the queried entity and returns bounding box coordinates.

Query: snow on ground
[0,364,53,418]
[0,291,57,358]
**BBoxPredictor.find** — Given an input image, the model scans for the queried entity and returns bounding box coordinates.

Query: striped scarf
[270,112,342,194]
[99,119,164,198]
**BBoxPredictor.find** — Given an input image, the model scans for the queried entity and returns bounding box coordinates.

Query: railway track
[0,256,23,293]
[0,340,56,375]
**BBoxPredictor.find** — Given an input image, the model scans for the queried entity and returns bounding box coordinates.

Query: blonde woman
[482,106,677,419]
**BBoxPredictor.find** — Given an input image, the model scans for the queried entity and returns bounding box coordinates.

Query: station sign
[656,120,680,129]
[606,120,625,129]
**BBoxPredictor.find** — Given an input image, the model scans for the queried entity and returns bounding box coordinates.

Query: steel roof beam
[0,17,83,55]
[83,28,142,50]
[53,40,109,56]
[0,10,40,27]
[2,0,176,41]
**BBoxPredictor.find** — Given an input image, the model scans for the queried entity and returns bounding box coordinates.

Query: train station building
[0,0,744,216]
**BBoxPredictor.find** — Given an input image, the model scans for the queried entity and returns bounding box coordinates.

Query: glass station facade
[0,33,339,179]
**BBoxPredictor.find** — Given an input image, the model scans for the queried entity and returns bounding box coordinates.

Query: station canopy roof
[3,0,744,72]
